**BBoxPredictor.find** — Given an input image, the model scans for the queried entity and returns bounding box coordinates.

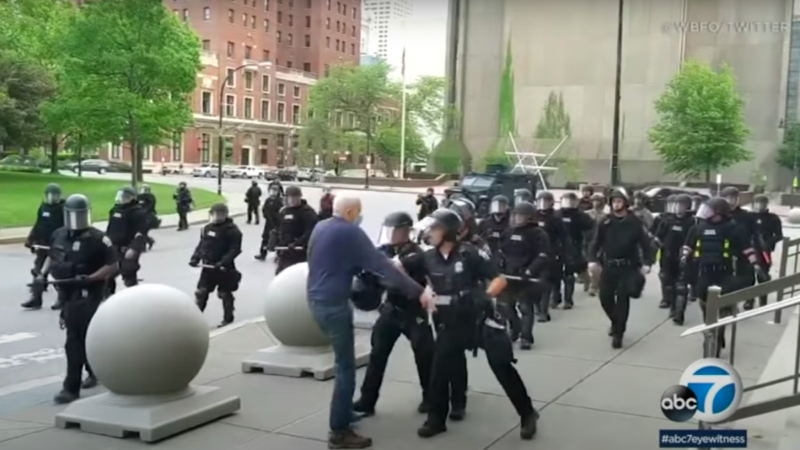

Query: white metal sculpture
[504,131,566,190]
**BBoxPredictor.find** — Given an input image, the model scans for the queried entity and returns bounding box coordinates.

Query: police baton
[198,264,227,271]
[503,274,543,284]
[32,245,50,250]
[274,246,304,251]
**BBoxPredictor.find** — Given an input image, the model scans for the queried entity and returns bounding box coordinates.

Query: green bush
[0,165,44,173]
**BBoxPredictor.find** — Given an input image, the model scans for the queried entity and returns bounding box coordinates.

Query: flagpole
[399,45,407,179]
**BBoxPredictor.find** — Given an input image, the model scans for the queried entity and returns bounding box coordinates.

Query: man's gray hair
[333,195,361,217]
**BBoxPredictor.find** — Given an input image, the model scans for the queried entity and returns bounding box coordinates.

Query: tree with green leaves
[0,52,55,150]
[777,122,800,175]
[649,60,751,183]
[534,91,571,139]
[482,39,517,169]
[51,0,200,183]
[303,62,449,177]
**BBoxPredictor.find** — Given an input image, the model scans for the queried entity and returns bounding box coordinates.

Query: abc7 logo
[661,359,743,423]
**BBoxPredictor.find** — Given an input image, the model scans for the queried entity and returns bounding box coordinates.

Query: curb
[0,211,246,246]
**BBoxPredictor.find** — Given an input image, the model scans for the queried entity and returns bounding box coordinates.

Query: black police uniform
[49,195,117,403]
[653,196,694,323]
[267,180,285,197]
[245,183,262,224]
[578,192,593,211]
[190,212,243,327]
[173,185,193,230]
[137,188,158,249]
[256,194,283,260]
[752,196,782,306]
[105,193,149,295]
[23,185,65,309]
[354,214,434,415]
[401,210,538,439]
[416,193,439,221]
[721,187,764,310]
[558,199,593,306]
[498,203,550,348]
[588,191,654,348]
[533,191,574,314]
[478,195,510,255]
[272,193,318,274]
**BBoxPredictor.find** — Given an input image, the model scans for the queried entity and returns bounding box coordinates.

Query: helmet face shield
[511,212,530,227]
[560,196,578,209]
[210,210,228,223]
[695,203,714,220]
[45,192,61,204]
[65,209,91,230]
[536,198,552,210]
[753,199,768,212]
[378,226,411,246]
[115,189,135,204]
[489,200,507,215]
[675,201,689,215]
[724,195,739,207]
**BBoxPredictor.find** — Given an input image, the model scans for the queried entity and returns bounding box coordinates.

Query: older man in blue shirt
[308,195,433,449]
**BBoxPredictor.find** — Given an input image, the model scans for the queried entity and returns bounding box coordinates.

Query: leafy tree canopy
[649,60,751,181]
[0,52,56,149]
[777,122,800,172]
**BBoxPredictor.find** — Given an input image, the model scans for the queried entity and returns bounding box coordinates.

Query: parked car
[192,164,220,178]
[263,168,279,180]
[227,165,265,179]
[641,186,709,213]
[277,168,297,181]
[70,159,133,174]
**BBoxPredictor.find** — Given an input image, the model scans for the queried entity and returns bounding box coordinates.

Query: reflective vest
[693,224,731,265]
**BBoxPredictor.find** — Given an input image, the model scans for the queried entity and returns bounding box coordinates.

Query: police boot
[53,390,79,404]
[611,334,623,349]
[672,296,687,326]
[217,295,235,328]
[759,295,768,307]
[744,299,755,310]
[537,296,550,323]
[549,286,562,309]
[520,410,539,440]
[81,375,99,389]
[21,284,44,310]
[563,277,575,309]
[352,398,376,417]
[254,251,267,261]
[51,298,64,310]
[417,399,430,414]
[195,290,209,312]
[417,420,447,438]
[520,339,533,350]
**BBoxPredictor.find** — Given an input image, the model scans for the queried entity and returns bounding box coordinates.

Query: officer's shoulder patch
[102,235,112,247]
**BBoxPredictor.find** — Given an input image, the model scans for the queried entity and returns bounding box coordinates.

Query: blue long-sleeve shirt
[307,217,424,306]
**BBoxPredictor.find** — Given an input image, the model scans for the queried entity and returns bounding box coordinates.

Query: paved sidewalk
[0,192,246,245]
[0,274,786,450]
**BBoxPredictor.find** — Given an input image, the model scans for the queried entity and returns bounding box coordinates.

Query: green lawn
[0,172,222,228]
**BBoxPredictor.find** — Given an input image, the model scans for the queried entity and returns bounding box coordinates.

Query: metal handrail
[681,294,800,337]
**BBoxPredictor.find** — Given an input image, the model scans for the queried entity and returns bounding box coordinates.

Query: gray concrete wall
[454,0,792,185]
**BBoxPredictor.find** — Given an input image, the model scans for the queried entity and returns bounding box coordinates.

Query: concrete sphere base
[787,208,800,224]
[86,284,209,396]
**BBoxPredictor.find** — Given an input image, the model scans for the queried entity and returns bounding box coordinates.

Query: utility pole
[609,0,624,185]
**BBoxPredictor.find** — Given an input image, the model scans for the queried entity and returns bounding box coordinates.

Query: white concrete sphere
[86,284,210,396]
[788,208,800,224]
[263,263,329,347]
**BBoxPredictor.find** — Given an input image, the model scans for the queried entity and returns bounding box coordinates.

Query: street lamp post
[364,115,372,189]
[609,0,624,185]
[217,61,270,195]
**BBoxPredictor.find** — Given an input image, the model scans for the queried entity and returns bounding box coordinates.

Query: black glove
[74,275,90,285]
[189,260,199,268]
[287,242,296,250]
[214,262,226,271]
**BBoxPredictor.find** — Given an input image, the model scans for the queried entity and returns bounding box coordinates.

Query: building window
[245,71,253,90]
[262,74,270,92]
[277,11,282,23]
[142,146,151,161]
[292,104,300,124]
[264,19,269,32]
[242,13,247,26]
[263,49,270,61]
[287,33,293,45]
[352,25,355,37]
[306,0,311,7]
[250,15,255,28]
[288,15,293,26]
[182,9,189,21]
[201,91,213,114]
[277,102,285,122]
[303,62,311,72]
[172,132,182,162]
[277,134,285,147]
[265,0,269,11]
[326,18,330,29]
[287,61,292,68]
[261,100,270,120]
[225,94,236,117]
[226,68,236,86]
[304,34,311,47]
[277,31,281,43]
[228,9,234,23]
[244,45,252,59]
[293,85,301,98]
[202,39,211,50]
[305,15,311,27]
[201,134,210,163]
[278,83,285,96]
[227,42,235,58]
[324,64,329,76]
[244,97,253,119]
[351,43,355,55]
[326,36,330,48]
[203,7,210,20]
[352,6,356,19]
[111,144,120,160]
[336,39,339,51]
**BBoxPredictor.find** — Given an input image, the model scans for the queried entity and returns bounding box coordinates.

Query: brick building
[97,0,361,167]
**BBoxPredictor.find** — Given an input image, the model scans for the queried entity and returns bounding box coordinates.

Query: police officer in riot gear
[189,203,243,327]
[652,195,676,235]
[448,198,490,255]
[49,194,118,403]
[137,184,157,251]
[578,185,594,211]
[513,188,533,205]
[354,212,434,416]
[654,194,694,324]
[255,185,284,261]
[631,190,654,230]
[533,190,574,314]
[588,189,654,349]
[416,188,439,220]
[22,183,65,310]
[498,201,550,349]
[267,179,285,197]
[173,181,193,230]
[584,193,608,296]
[478,195,510,254]
[558,192,594,306]
[752,194,782,306]
[270,186,318,274]
[720,186,764,310]
[105,186,149,296]
[682,197,762,355]
[690,195,704,217]
[401,209,539,440]
[245,180,262,225]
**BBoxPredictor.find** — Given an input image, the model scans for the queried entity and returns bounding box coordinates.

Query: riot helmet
[511,201,536,228]
[591,193,606,209]
[209,203,229,223]
[581,185,594,198]
[378,211,414,246]
[752,194,769,213]
[448,197,476,235]
[608,189,629,213]
[674,194,692,216]
[633,190,646,208]
[64,194,91,231]
[115,186,138,204]
[251,180,258,187]
[513,188,533,205]
[178,181,187,189]
[268,185,280,197]
[425,188,435,197]
[535,190,555,210]
[665,194,677,214]
[285,185,302,207]
[720,186,740,207]
[139,184,151,194]
[424,208,463,246]
[560,192,579,209]
[696,197,730,221]
[691,195,704,212]
[44,183,62,204]
[489,195,509,217]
